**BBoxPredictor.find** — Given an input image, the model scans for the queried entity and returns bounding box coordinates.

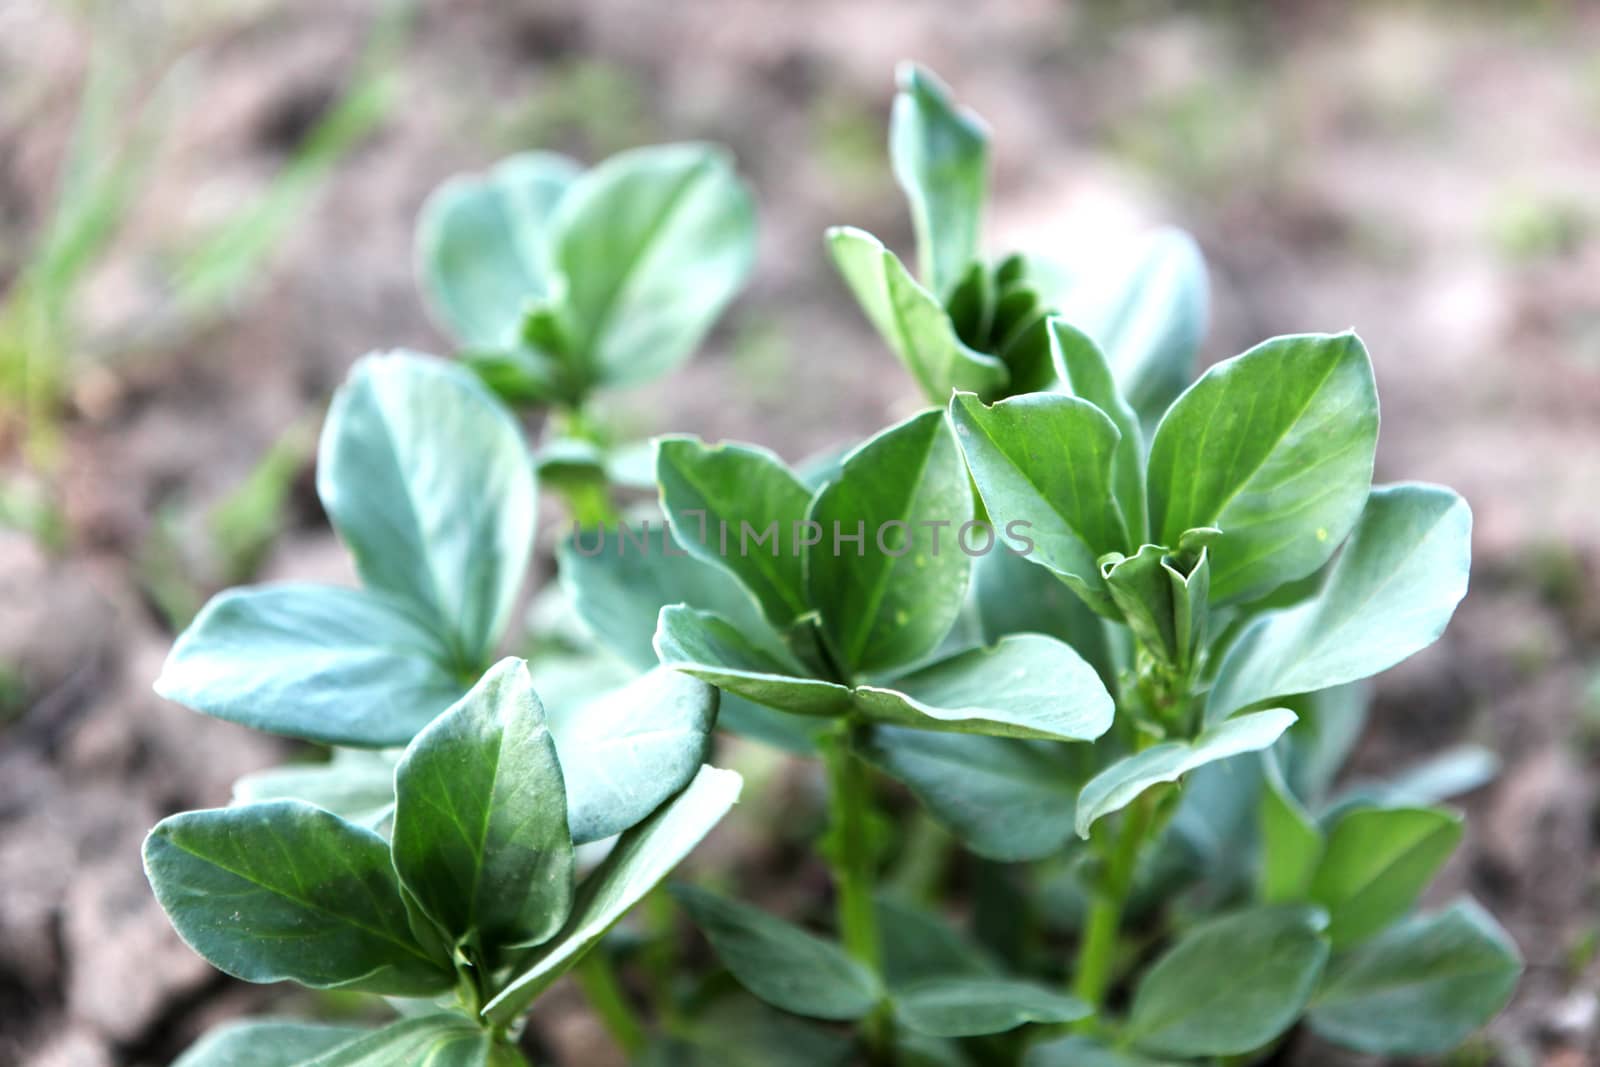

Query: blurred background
[1,1,1598,1064]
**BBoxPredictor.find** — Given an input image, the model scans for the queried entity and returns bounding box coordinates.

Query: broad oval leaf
[1308,899,1522,1055]
[656,437,814,627]
[1259,754,1324,903]
[1049,318,1147,540]
[672,885,882,1021]
[1308,805,1463,948]
[155,584,466,747]
[548,143,755,388]
[1076,708,1298,838]
[143,801,452,996]
[1127,905,1330,1057]
[483,765,743,1026]
[318,352,536,667]
[654,605,855,718]
[853,634,1113,742]
[892,976,1087,1037]
[890,62,988,298]
[416,151,581,352]
[232,748,400,832]
[827,227,1007,402]
[300,1014,518,1067]
[858,730,1081,861]
[548,667,716,844]
[806,409,973,676]
[392,659,574,950]
[1054,228,1209,431]
[1208,484,1471,721]
[1146,332,1378,603]
[950,390,1128,615]
[172,1019,367,1067]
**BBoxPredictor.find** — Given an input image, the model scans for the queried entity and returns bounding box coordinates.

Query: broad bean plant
[146,64,1521,1067]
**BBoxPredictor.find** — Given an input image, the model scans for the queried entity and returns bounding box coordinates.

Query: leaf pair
[646,409,1113,744]
[416,144,756,407]
[149,661,743,1039]
[673,887,1087,1042]
[156,352,534,747]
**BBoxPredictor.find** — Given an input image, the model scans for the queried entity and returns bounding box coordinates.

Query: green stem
[822,729,893,1059]
[574,952,647,1057]
[1072,792,1156,1018]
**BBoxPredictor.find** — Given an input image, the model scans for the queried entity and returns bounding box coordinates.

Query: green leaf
[483,765,743,1026]
[1127,905,1330,1057]
[655,605,855,718]
[1076,708,1297,838]
[892,977,1087,1037]
[416,151,581,352]
[1309,806,1463,947]
[672,885,882,1020]
[1259,754,1324,903]
[854,634,1113,741]
[1208,484,1472,721]
[172,1019,367,1067]
[1100,543,1210,673]
[1308,900,1522,1055]
[391,659,573,950]
[876,895,996,987]
[1049,318,1147,540]
[828,227,1007,404]
[806,409,973,675]
[155,584,466,747]
[548,667,716,844]
[300,1014,517,1067]
[1024,1037,1178,1067]
[858,730,1080,861]
[319,352,536,666]
[950,391,1128,615]
[1146,332,1378,603]
[890,63,988,297]
[1055,228,1208,430]
[232,749,399,831]
[971,540,1114,687]
[143,801,452,995]
[656,437,814,627]
[548,143,755,389]
[559,526,771,671]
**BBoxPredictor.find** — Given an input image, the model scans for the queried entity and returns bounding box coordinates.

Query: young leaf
[654,605,855,717]
[858,730,1081,861]
[547,143,756,389]
[1208,484,1471,721]
[950,391,1128,616]
[827,227,1007,403]
[1145,332,1378,604]
[483,765,743,1026]
[1076,708,1298,838]
[1054,228,1208,431]
[299,1014,519,1067]
[1024,1036,1179,1067]
[391,659,574,950]
[548,667,716,844]
[1100,543,1209,673]
[143,801,452,996]
[889,62,988,297]
[892,976,1088,1037]
[806,409,973,675]
[232,748,400,831]
[172,1019,367,1067]
[656,437,813,627]
[853,634,1114,741]
[1308,806,1463,947]
[155,584,466,747]
[1259,754,1324,903]
[319,352,536,666]
[672,885,883,1021]
[1049,318,1147,540]
[416,151,581,352]
[1308,899,1522,1055]
[1126,905,1330,1057]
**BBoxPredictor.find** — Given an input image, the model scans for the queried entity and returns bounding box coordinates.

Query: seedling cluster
[148,64,1520,1066]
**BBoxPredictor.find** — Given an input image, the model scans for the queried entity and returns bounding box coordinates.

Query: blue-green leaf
[892,977,1087,1037]
[889,63,988,298]
[172,1019,367,1067]
[232,748,399,832]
